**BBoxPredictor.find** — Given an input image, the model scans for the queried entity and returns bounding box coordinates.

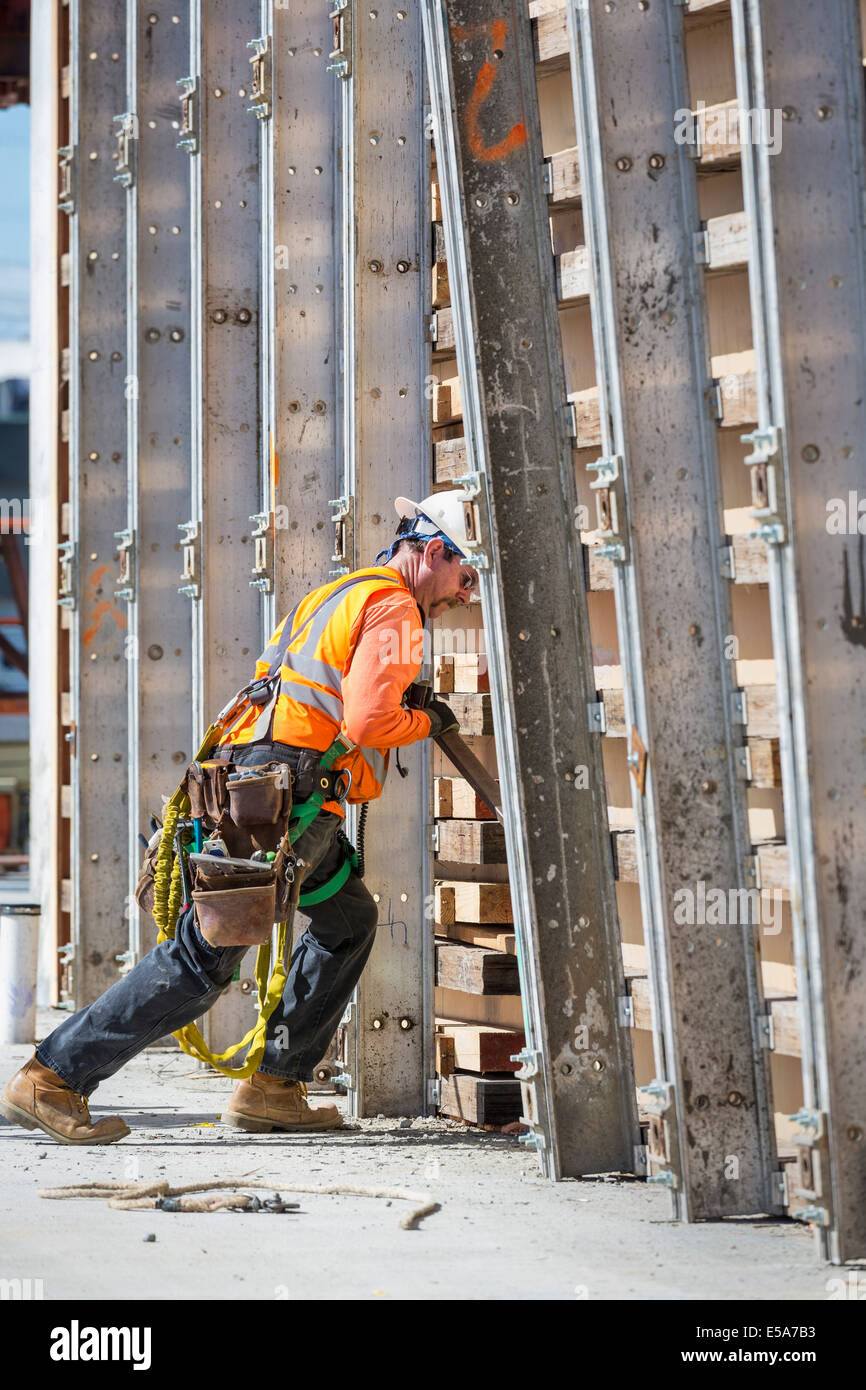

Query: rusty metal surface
[739,0,866,1262]
[424,0,640,1176]
[570,0,776,1215]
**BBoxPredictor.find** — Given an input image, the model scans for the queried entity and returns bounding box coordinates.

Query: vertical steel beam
[333,2,433,1116]
[66,1,130,1005]
[120,3,193,969]
[567,1,778,1218]
[182,0,264,1058]
[423,0,641,1176]
[29,0,62,1002]
[732,0,866,1263]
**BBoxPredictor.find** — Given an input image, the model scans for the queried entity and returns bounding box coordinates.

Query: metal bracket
[735,743,751,781]
[58,144,75,215]
[586,454,629,563]
[789,1110,834,1227]
[328,495,354,577]
[453,471,492,570]
[510,1047,542,1082]
[249,510,274,594]
[541,158,553,196]
[178,519,201,599]
[587,699,606,734]
[114,528,135,602]
[617,995,635,1028]
[428,822,440,854]
[633,1143,648,1177]
[327,2,352,78]
[770,1167,788,1210]
[176,76,199,154]
[112,112,136,188]
[693,227,709,264]
[708,382,723,420]
[719,542,735,580]
[741,425,786,542]
[744,853,760,889]
[115,949,137,976]
[731,689,747,725]
[57,540,76,609]
[758,1011,775,1051]
[247,35,272,120]
[427,1076,441,1109]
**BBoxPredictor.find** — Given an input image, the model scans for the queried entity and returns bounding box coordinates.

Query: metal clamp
[112,112,136,188]
[176,76,199,154]
[249,510,274,594]
[453,471,492,570]
[114,528,135,602]
[328,495,354,576]
[586,454,629,563]
[58,145,75,215]
[327,2,352,78]
[178,519,201,599]
[247,35,272,120]
[57,540,76,609]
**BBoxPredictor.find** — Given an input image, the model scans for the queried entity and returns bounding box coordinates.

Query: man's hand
[424,698,460,739]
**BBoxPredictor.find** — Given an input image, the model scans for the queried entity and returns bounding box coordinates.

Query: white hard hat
[394,490,472,558]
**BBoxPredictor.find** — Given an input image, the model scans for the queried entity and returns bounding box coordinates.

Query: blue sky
[0,104,30,343]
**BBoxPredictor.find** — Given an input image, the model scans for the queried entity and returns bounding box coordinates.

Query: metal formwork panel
[567,2,777,1218]
[182,0,264,1057]
[423,0,640,1176]
[269,5,338,603]
[334,2,433,1116]
[731,0,866,1263]
[120,3,193,968]
[65,1,130,1005]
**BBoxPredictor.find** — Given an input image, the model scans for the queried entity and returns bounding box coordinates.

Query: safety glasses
[459,565,480,593]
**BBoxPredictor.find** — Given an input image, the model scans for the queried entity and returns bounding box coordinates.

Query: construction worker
[0,491,478,1144]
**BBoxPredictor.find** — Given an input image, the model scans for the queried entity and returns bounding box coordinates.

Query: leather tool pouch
[134,828,163,915]
[225,762,293,855]
[191,877,278,948]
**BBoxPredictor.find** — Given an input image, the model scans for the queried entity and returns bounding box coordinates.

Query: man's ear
[424,536,445,564]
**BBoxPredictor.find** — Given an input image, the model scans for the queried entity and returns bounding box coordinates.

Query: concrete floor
[0,1011,838,1302]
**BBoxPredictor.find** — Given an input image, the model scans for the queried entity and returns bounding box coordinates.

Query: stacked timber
[431,653,525,1126]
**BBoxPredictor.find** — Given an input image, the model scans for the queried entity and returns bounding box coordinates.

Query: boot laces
[73,1092,90,1116]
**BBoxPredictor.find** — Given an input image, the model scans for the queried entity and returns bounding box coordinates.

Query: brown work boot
[0,1053,130,1145]
[223,1073,343,1133]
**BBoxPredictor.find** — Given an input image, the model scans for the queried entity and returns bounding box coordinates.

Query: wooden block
[440,923,517,954]
[569,386,602,448]
[612,830,639,884]
[432,374,462,425]
[439,1073,523,1125]
[432,421,465,444]
[434,861,511,884]
[717,368,758,427]
[431,179,441,223]
[757,841,790,898]
[600,687,626,737]
[629,975,653,1033]
[437,1021,525,1073]
[435,1033,456,1078]
[439,691,494,735]
[556,245,590,304]
[433,433,467,483]
[547,146,581,205]
[433,306,455,357]
[434,776,495,820]
[451,653,489,693]
[532,11,568,68]
[433,219,447,266]
[436,881,514,926]
[747,737,782,788]
[706,210,748,272]
[587,546,614,591]
[432,260,451,310]
[437,819,507,864]
[433,655,455,693]
[436,940,520,994]
[731,532,769,583]
[697,98,741,165]
[768,997,800,1058]
[744,685,779,738]
[435,985,525,1028]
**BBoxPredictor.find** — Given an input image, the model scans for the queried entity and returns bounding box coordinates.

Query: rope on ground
[37,1178,440,1230]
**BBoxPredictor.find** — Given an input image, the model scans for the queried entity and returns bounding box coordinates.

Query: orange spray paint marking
[456,18,527,164]
[82,564,128,646]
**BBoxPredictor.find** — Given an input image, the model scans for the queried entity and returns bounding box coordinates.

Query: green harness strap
[289,733,360,908]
